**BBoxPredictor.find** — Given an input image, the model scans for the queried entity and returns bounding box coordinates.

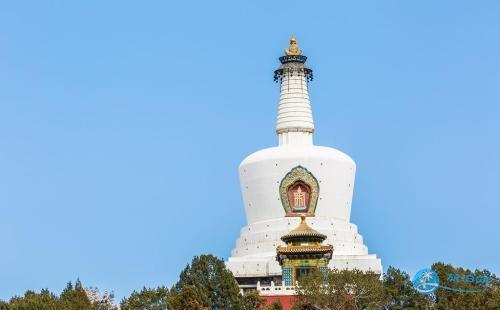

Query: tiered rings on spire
[275,37,315,142]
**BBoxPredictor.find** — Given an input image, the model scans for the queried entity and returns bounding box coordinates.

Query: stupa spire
[274,37,315,146]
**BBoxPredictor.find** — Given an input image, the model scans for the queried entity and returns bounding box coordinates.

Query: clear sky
[1,0,499,301]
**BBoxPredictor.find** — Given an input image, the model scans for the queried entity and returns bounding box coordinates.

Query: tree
[8,289,59,310]
[174,254,243,310]
[86,287,116,309]
[4,280,115,310]
[168,285,209,310]
[432,262,500,310]
[59,279,95,310]
[294,268,386,310]
[0,301,8,310]
[120,287,169,310]
[382,266,432,309]
[241,291,265,310]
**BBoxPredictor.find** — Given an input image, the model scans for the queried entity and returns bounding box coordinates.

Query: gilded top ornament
[285,37,302,56]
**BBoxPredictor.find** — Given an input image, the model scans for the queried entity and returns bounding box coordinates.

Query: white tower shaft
[276,60,314,146]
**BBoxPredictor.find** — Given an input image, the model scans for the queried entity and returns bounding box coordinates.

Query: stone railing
[256,281,296,296]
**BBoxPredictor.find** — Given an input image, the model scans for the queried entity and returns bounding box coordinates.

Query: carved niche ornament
[279,166,320,216]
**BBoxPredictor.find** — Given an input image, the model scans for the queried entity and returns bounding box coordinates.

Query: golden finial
[285,36,302,56]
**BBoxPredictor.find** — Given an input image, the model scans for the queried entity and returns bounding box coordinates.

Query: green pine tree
[382,266,432,309]
[120,287,169,310]
[294,268,386,310]
[432,262,500,310]
[174,254,243,310]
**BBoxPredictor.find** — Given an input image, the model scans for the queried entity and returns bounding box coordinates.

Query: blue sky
[1,0,499,301]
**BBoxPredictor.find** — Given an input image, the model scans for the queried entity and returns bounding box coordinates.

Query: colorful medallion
[279,166,319,216]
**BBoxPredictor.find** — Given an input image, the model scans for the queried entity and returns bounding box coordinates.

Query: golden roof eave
[281,216,327,243]
[277,244,333,255]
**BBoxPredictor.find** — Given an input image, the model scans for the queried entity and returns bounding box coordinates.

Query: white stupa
[226,38,382,288]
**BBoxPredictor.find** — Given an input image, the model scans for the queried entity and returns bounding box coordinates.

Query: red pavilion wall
[261,295,297,310]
